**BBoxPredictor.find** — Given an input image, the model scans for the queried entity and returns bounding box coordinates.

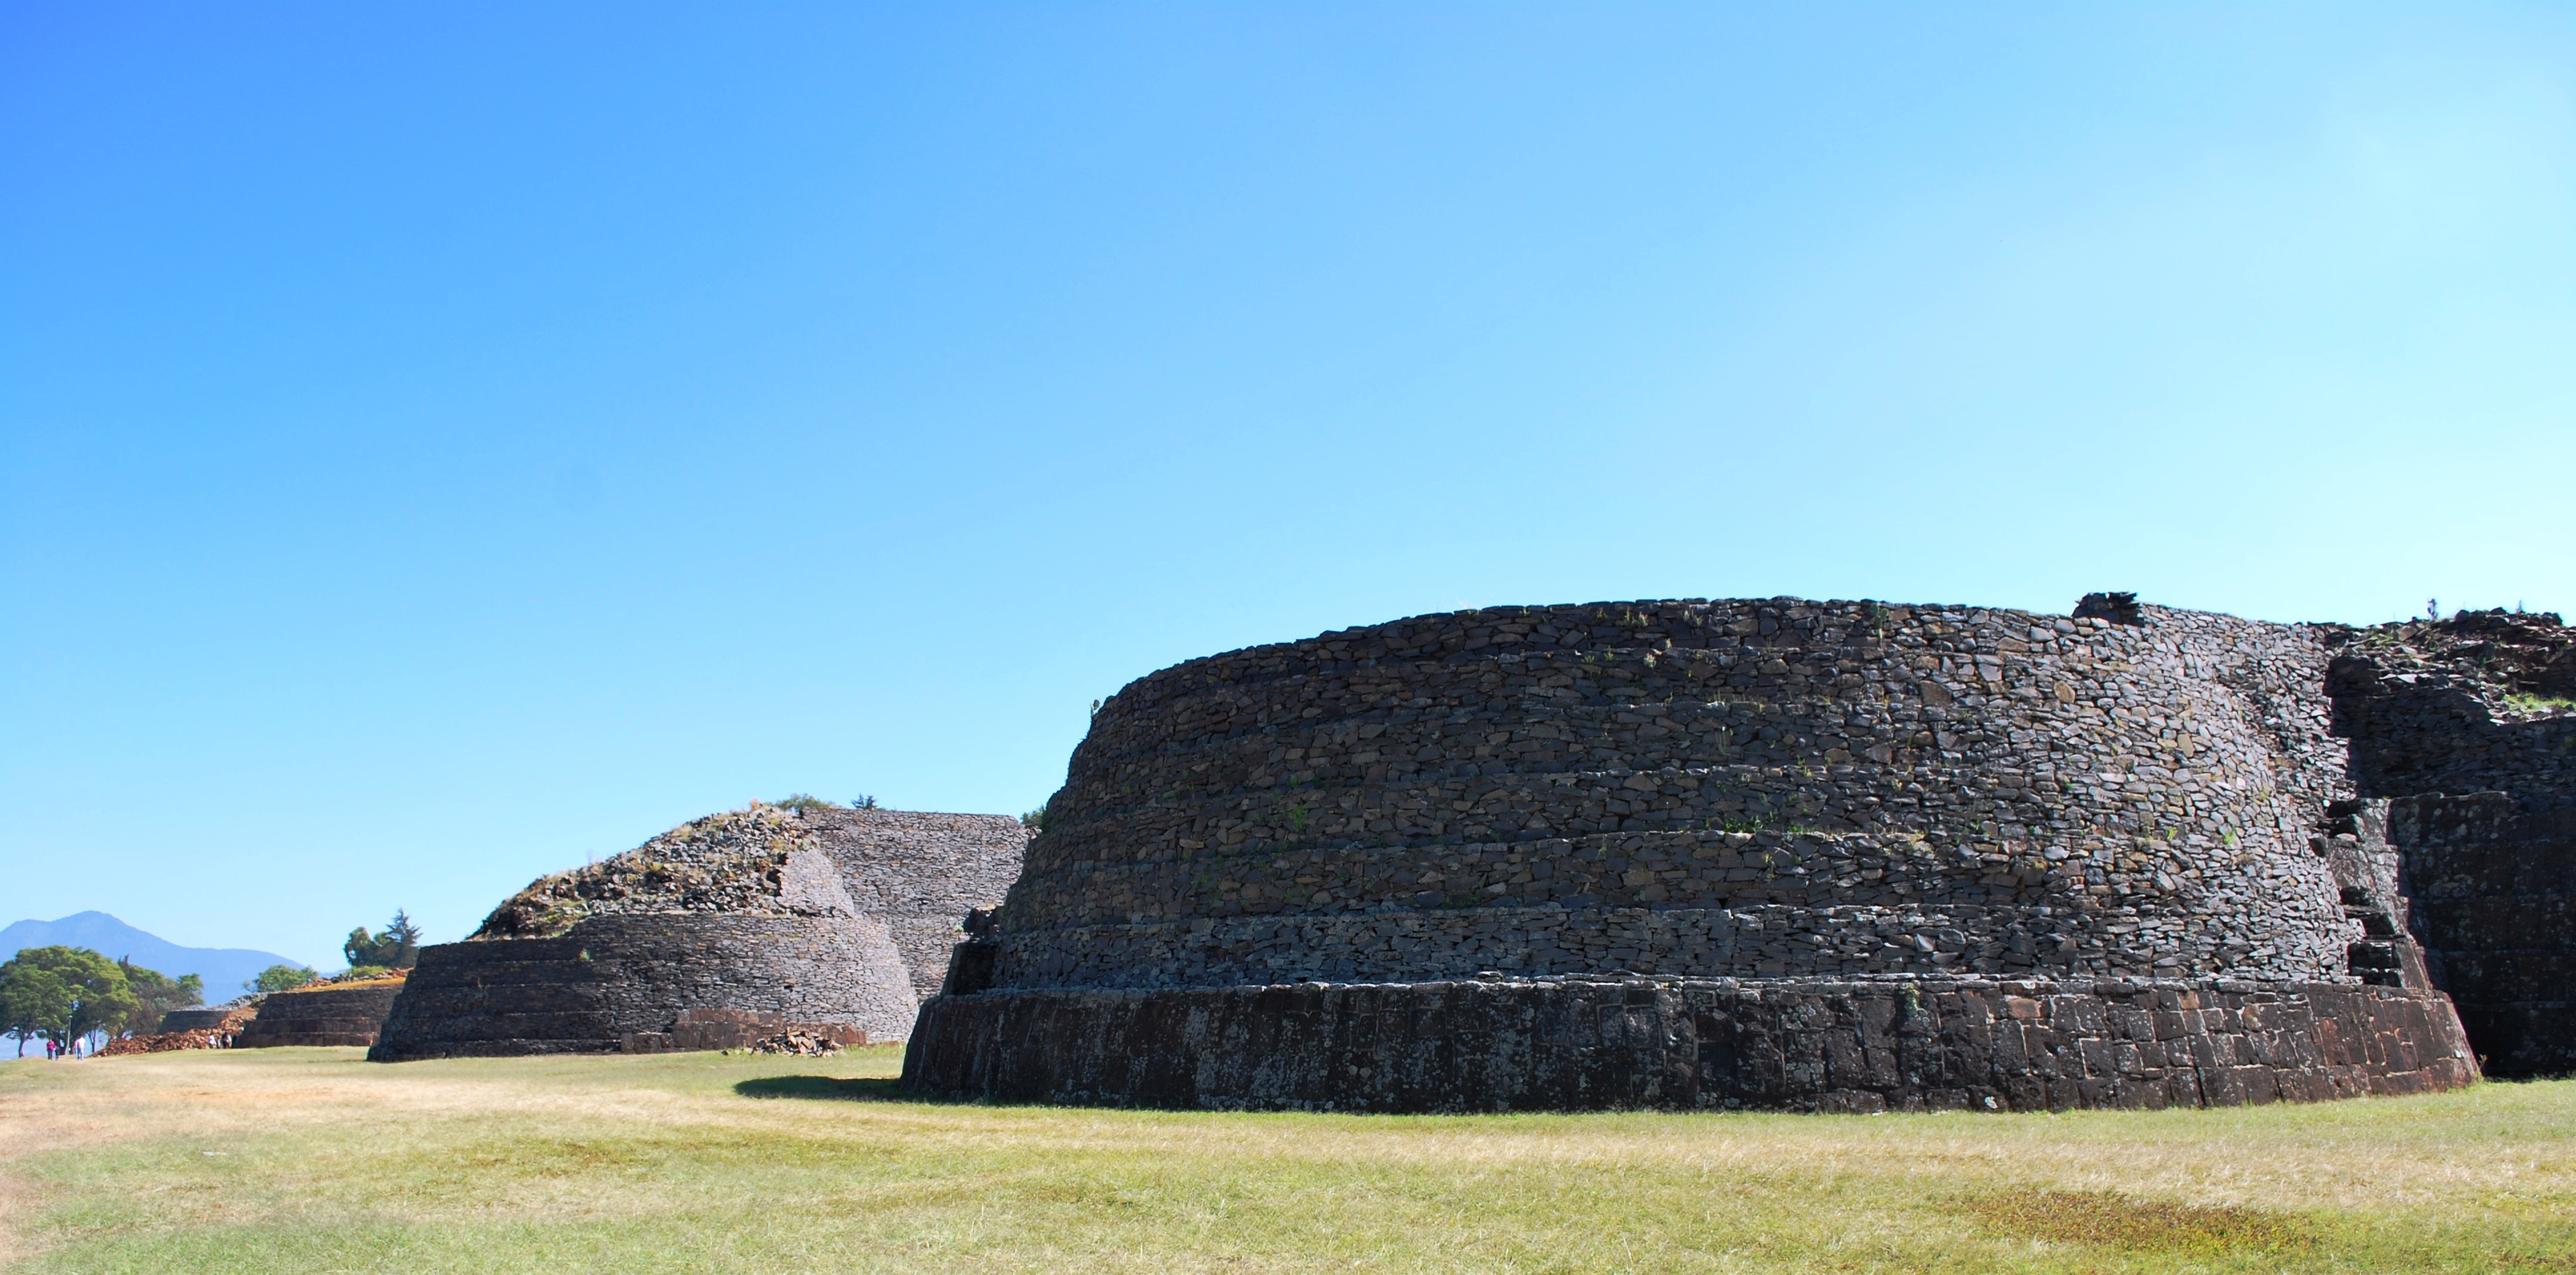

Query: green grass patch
[1963,1189,2317,1256]
[4,1049,2575,1272]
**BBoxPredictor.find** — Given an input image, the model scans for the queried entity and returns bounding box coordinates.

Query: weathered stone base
[234,984,404,1048]
[618,1007,866,1053]
[369,912,917,1061]
[901,976,2477,1113]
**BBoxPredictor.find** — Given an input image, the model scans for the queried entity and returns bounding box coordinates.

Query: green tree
[0,947,138,1055]
[115,958,204,1036]
[343,908,422,971]
[0,961,57,1056]
[247,964,317,994]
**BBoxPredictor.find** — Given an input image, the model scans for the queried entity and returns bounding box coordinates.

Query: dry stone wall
[371,912,915,1060]
[2390,797,2575,1075]
[997,599,2362,991]
[474,805,1027,1001]
[801,809,1030,1000]
[909,596,2491,1111]
[158,1005,255,1033]
[234,983,404,1048]
[374,802,1023,1059]
[2321,610,2576,1077]
[2327,610,2576,805]
[906,975,2470,1113]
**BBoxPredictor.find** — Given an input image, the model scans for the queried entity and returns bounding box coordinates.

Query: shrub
[248,964,317,994]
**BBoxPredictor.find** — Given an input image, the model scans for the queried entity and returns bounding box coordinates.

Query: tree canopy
[116,958,203,1035]
[343,909,422,971]
[247,964,317,994]
[0,946,140,1054]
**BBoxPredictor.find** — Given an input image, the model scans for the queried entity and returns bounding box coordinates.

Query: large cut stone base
[901,977,2478,1113]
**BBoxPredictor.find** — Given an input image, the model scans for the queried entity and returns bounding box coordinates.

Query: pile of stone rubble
[98,1003,262,1055]
[98,1029,233,1055]
[748,1029,846,1057]
[475,806,829,938]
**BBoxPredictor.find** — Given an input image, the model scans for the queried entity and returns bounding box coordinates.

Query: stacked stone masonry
[999,600,2367,990]
[158,1006,254,1033]
[234,983,404,1048]
[2390,797,2574,1075]
[804,809,1031,1001]
[373,806,1026,1060]
[906,976,2470,1113]
[2324,609,2575,1077]
[371,913,915,1060]
[468,805,1028,1001]
[905,596,2559,1110]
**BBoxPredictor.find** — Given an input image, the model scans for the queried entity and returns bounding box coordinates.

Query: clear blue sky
[5,4,2571,969]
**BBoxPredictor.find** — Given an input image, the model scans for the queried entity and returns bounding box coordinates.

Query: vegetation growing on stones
[247,964,317,994]
[474,808,818,938]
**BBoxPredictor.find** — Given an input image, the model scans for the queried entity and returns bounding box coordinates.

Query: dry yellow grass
[2,1046,2571,1272]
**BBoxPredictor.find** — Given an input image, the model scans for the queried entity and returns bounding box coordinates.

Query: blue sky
[5,4,2571,968]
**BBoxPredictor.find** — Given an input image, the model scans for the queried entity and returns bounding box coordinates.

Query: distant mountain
[0,912,300,999]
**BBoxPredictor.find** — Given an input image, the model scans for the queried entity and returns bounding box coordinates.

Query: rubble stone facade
[371,912,915,1059]
[905,596,2565,1110]
[373,805,1026,1060]
[2328,610,2576,1075]
[234,982,404,1048]
[802,809,1031,1000]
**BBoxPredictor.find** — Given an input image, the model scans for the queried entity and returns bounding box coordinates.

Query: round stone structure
[371,911,917,1059]
[371,805,1001,1060]
[904,597,2480,1111]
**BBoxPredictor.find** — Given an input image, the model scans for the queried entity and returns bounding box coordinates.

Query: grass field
[1,1047,2570,1273]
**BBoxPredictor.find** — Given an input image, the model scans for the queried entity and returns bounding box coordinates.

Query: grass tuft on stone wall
[2503,691,2576,715]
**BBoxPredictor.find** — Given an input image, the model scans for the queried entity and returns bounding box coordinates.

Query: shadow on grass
[733,1075,913,1102]
[732,1076,1073,1108]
